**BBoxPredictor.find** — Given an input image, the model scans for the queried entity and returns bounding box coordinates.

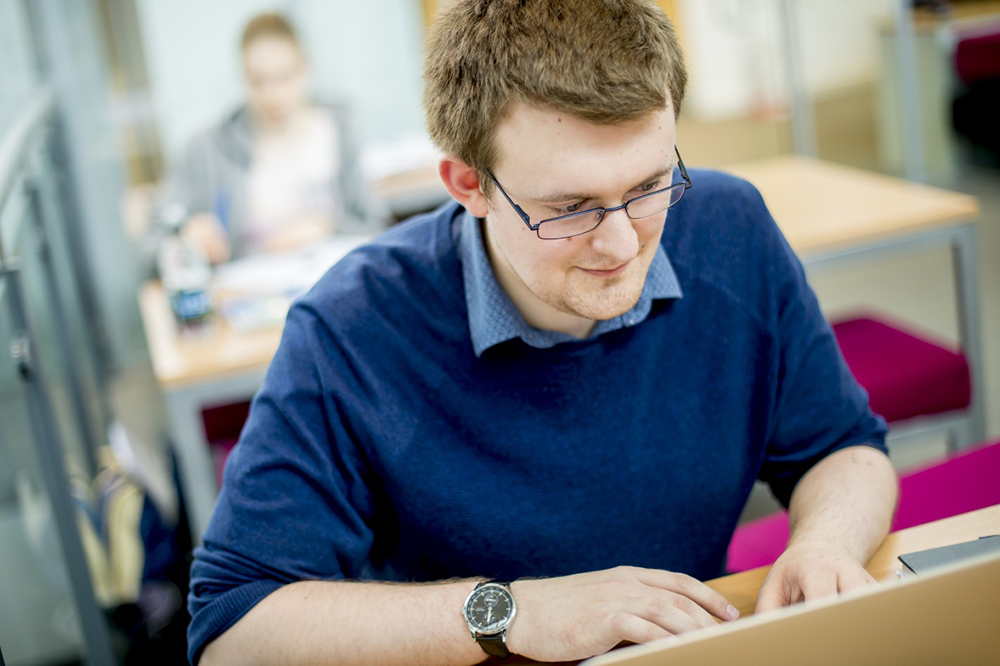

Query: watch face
[465,584,515,634]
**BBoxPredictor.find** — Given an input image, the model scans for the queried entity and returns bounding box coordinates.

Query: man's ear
[439,157,489,218]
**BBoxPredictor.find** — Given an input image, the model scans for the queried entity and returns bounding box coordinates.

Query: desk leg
[165,389,220,545]
[952,223,987,447]
[164,374,267,544]
[804,223,987,449]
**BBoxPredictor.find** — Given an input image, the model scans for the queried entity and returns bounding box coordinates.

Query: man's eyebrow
[531,161,676,203]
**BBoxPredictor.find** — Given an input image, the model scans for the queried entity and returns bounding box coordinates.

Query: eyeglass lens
[536,183,686,240]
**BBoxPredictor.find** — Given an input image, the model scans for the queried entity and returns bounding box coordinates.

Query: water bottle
[156,203,214,329]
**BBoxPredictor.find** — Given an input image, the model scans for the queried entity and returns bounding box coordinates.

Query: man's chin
[564,289,643,322]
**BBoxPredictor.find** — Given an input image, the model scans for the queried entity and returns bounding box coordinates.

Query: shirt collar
[457,210,683,357]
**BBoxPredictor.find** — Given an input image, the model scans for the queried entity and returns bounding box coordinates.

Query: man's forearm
[200,579,487,666]
[199,564,742,665]
[786,445,899,563]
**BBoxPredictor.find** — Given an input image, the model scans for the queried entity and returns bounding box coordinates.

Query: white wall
[136,0,427,164]
[678,0,894,122]
[293,0,426,147]
[797,0,896,92]
[138,0,898,156]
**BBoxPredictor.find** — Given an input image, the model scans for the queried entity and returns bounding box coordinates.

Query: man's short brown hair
[423,0,687,188]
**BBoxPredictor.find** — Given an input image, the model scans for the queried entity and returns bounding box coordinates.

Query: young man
[189,1,897,664]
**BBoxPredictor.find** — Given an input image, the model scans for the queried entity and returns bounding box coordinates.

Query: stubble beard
[540,262,648,322]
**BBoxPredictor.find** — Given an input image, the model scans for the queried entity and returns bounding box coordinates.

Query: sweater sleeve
[187,301,377,664]
[746,185,889,507]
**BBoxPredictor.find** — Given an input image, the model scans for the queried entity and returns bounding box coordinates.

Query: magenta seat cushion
[891,439,1000,531]
[726,439,1000,573]
[726,512,789,574]
[955,31,1000,85]
[831,315,971,424]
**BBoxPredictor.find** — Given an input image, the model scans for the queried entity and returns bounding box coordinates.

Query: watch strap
[477,632,511,658]
[474,580,512,590]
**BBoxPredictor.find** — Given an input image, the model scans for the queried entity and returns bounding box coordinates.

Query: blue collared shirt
[456,211,683,356]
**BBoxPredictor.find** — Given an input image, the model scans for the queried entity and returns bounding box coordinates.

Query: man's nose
[589,207,639,260]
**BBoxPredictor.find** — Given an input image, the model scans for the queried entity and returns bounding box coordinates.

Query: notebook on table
[899,535,1000,575]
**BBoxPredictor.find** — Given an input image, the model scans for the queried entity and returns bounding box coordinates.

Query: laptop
[581,550,1000,666]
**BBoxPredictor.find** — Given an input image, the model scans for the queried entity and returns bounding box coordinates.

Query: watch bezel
[463,582,517,635]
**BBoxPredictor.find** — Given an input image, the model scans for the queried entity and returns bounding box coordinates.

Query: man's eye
[554,201,585,215]
[636,180,662,193]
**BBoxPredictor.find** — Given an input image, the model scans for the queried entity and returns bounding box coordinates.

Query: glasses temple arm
[675,147,692,188]
[487,173,534,228]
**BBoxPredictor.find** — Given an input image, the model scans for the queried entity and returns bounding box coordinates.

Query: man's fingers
[202,226,231,263]
[183,214,231,264]
[757,559,876,614]
[754,577,789,614]
[611,613,674,646]
[799,571,838,602]
[629,593,710,634]
[836,569,876,594]
[207,237,231,264]
[632,568,738,621]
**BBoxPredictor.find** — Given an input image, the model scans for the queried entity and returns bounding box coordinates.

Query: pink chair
[832,315,970,424]
[955,28,1000,86]
[727,439,1000,573]
[201,401,252,487]
[831,312,982,450]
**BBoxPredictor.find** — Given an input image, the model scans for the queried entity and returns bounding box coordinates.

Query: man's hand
[504,566,740,662]
[754,445,897,614]
[181,212,231,264]
[755,539,876,613]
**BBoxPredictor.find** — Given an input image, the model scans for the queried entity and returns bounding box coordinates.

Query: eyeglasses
[488,147,692,241]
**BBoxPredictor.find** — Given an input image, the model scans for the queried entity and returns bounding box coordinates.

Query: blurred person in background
[147,12,384,268]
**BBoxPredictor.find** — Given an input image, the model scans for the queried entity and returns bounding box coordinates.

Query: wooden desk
[140,282,283,391]
[145,157,983,542]
[502,504,1000,665]
[911,1,1000,29]
[723,156,978,256]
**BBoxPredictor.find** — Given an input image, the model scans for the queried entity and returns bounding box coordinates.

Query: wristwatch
[463,580,517,658]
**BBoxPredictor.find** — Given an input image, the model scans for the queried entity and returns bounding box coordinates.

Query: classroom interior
[1,0,999,664]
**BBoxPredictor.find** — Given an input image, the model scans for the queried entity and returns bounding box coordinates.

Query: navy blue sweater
[188,170,887,663]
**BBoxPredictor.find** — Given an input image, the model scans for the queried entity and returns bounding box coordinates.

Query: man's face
[243,37,307,127]
[483,102,677,334]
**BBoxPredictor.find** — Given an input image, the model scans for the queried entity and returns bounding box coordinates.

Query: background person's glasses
[488,147,692,240]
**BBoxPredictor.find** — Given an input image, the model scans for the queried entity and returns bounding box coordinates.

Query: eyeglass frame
[487,147,692,240]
